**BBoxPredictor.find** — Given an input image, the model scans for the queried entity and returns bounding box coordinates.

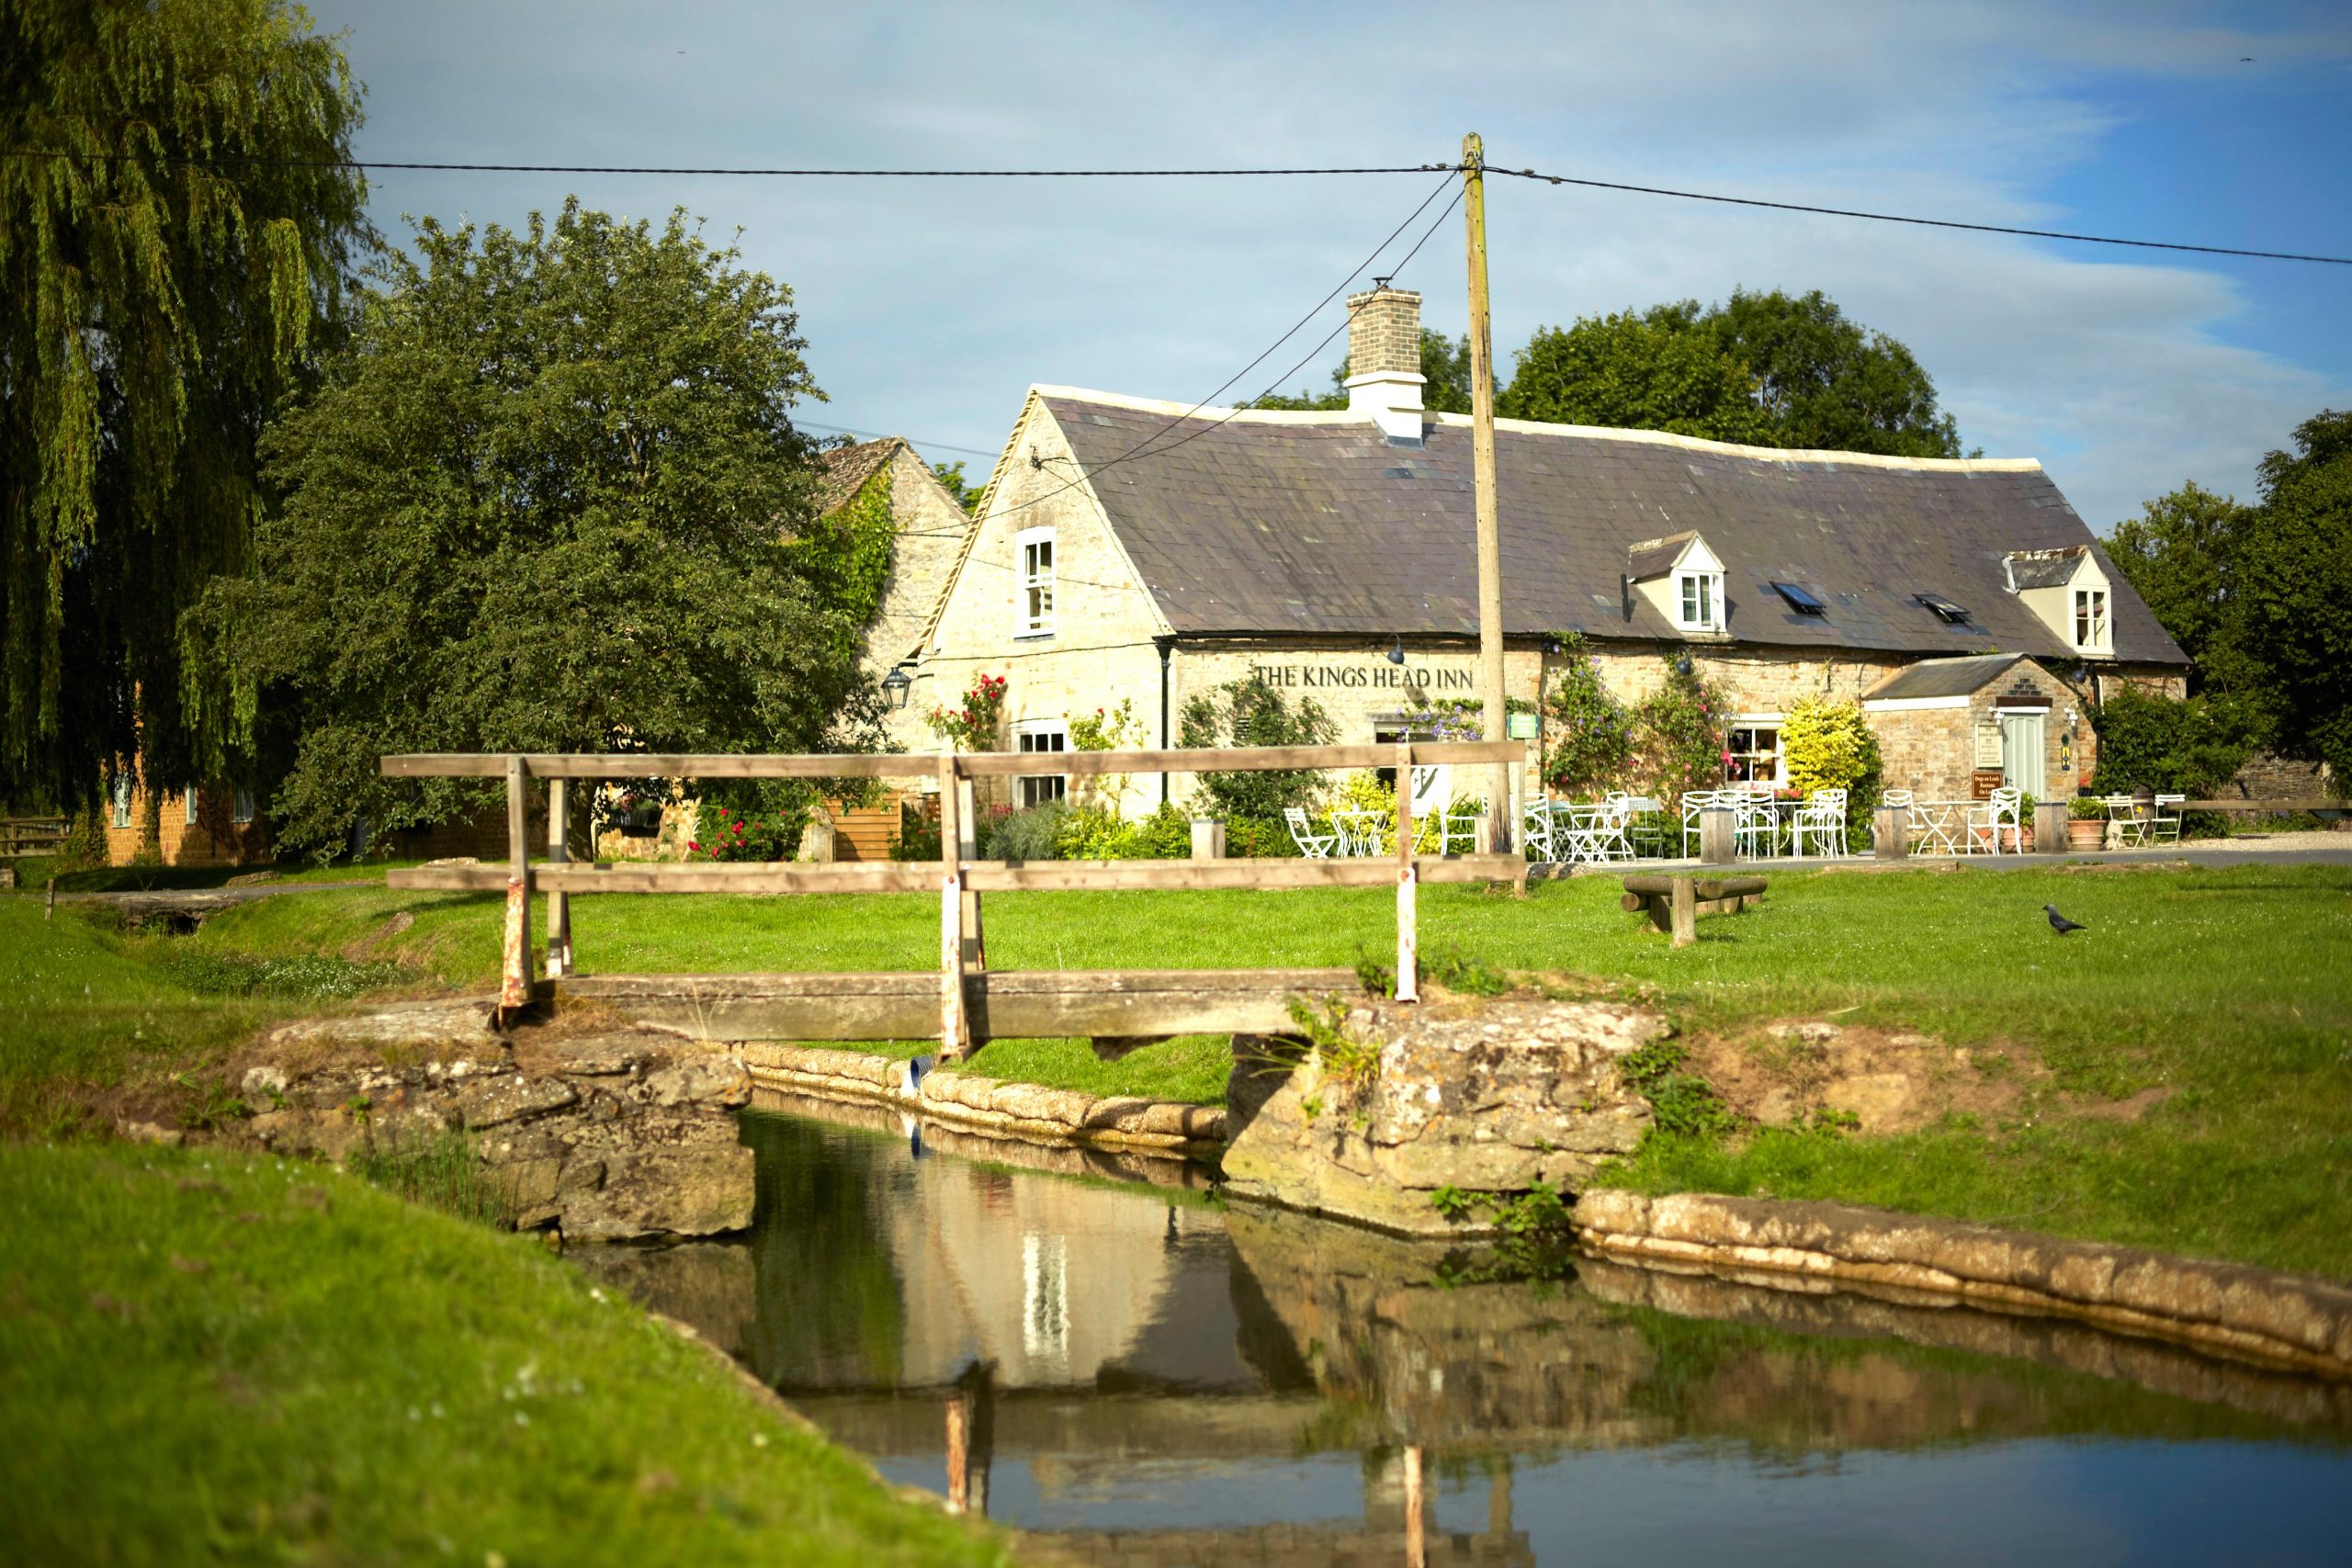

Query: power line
[798,421,1001,458]
[978,171,1459,525]
[0,149,1455,178]
[1488,164,2352,266]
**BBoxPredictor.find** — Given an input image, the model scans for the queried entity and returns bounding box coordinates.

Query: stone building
[886,286,2188,817]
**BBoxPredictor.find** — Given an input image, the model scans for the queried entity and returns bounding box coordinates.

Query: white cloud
[316,0,2352,526]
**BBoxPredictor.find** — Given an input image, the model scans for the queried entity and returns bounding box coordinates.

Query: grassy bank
[0,1140,1011,1566]
[7,862,2350,1277]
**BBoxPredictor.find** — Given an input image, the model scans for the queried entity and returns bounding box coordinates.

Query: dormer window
[1015,525,1055,637]
[1677,570,1720,630]
[1629,530,1726,636]
[2073,587,2109,651]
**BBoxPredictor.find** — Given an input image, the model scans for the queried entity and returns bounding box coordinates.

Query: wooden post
[545,777,571,977]
[1874,805,1906,862]
[1395,742,1418,1003]
[937,757,970,1059]
[1464,132,1510,851]
[1403,1443,1429,1568]
[500,755,533,1016]
[1699,806,1736,865]
[1670,875,1697,949]
[2033,800,2067,854]
[1189,818,1225,859]
[956,777,985,972]
[944,1392,970,1516]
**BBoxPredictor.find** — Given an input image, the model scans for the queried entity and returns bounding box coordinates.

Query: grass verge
[0,1141,1012,1567]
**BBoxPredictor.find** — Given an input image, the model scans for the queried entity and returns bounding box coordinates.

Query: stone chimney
[1345,282,1425,440]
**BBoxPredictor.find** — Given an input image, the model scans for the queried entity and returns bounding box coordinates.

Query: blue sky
[304,0,2350,532]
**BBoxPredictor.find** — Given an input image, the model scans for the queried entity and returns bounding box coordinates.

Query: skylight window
[1770,581,1827,615]
[1915,592,1972,624]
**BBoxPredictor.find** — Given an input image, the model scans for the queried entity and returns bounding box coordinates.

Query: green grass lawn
[0,1140,1011,1567]
[8,862,2350,1276]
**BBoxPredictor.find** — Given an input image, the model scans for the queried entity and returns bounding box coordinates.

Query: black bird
[2044,904,2087,935]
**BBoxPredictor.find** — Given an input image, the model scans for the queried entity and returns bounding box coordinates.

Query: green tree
[2233,411,2352,778]
[1178,677,1335,823]
[191,202,878,857]
[1,0,370,810]
[1706,288,1962,457]
[1498,304,1770,443]
[2107,480,2250,683]
[929,459,985,513]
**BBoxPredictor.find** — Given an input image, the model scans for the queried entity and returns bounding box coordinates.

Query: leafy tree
[929,459,985,513]
[1707,288,1962,457]
[2089,685,2255,798]
[2111,412,2351,780]
[2233,411,2352,778]
[1498,305,1770,443]
[191,202,877,858]
[2107,481,2250,683]
[1,0,371,810]
[1178,677,1335,824]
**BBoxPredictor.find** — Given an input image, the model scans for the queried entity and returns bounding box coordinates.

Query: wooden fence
[380,742,1528,1055]
[0,817,67,857]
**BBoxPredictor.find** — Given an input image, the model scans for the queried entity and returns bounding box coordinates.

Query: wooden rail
[380,742,1528,1053]
[0,816,68,856]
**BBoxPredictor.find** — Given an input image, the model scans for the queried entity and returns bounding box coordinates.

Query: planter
[2066,818,2105,852]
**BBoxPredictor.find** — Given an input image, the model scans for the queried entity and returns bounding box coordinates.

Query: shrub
[888,797,941,861]
[1179,678,1337,820]
[1224,814,1305,858]
[1629,657,1731,805]
[1541,633,1634,794]
[924,672,1008,751]
[2091,685,2256,799]
[983,800,1068,860]
[685,802,799,862]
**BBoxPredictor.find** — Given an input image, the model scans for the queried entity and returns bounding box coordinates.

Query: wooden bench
[1620,874,1768,948]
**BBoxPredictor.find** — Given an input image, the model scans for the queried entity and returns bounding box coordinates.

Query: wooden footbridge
[380,742,1527,1056]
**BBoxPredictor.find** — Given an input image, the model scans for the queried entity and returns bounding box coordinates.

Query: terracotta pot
[2067,818,2105,852]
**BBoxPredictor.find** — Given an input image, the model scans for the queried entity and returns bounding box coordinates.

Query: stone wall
[101,782,271,867]
[867,445,984,755]
[2226,750,2336,803]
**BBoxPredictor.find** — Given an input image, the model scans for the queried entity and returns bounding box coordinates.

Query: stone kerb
[1574,1189,2352,1379]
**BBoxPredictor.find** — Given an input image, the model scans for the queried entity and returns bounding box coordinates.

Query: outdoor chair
[2103,794,2153,848]
[1965,787,2024,854]
[2152,793,2185,844]
[1732,787,1781,858]
[1283,806,1338,859]
[1679,790,1724,856]
[1521,801,1561,864]
[1792,788,1849,858]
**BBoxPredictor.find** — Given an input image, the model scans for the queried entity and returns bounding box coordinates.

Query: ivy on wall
[786,466,898,661]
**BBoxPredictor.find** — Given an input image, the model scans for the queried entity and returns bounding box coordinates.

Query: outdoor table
[1329,808,1387,857]
[1908,800,1969,855]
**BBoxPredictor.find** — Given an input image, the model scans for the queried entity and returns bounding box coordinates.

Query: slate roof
[813,437,904,515]
[2004,546,2090,590]
[1625,532,1695,581]
[1036,391,2186,666]
[1862,654,2026,702]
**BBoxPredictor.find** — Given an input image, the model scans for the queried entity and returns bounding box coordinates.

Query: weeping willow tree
[0,0,370,811]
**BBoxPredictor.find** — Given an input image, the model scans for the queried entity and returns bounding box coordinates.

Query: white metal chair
[1679,790,1724,856]
[1792,788,1849,858]
[1284,806,1338,859]
[1732,787,1781,858]
[1965,788,2023,854]
[2153,794,2185,844]
[2103,795,2152,848]
[1521,801,1561,864]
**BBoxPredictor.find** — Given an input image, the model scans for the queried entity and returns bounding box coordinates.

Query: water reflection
[577,1097,2352,1566]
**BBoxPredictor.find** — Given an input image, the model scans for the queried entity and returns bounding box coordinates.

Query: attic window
[1675,570,1723,633]
[1770,581,1827,615]
[1915,592,1972,624]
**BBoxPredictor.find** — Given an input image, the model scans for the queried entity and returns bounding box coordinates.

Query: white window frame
[185,785,198,827]
[2072,587,2109,651]
[1014,525,1056,638]
[1675,570,1724,632]
[232,786,256,826]
[1015,719,1069,809]
[111,775,132,830]
[1725,716,1785,785]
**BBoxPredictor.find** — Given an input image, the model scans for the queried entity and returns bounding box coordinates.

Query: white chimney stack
[1344,282,1425,441]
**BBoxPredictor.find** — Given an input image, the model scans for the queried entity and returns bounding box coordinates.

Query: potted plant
[2066,795,2107,852]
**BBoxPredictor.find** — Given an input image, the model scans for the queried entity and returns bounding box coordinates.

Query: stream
[575,1093,2352,1565]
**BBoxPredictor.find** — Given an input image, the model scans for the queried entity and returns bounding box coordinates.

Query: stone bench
[1619,874,1769,948]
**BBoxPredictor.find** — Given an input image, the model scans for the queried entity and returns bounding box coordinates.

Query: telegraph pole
[1464,132,1510,850]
